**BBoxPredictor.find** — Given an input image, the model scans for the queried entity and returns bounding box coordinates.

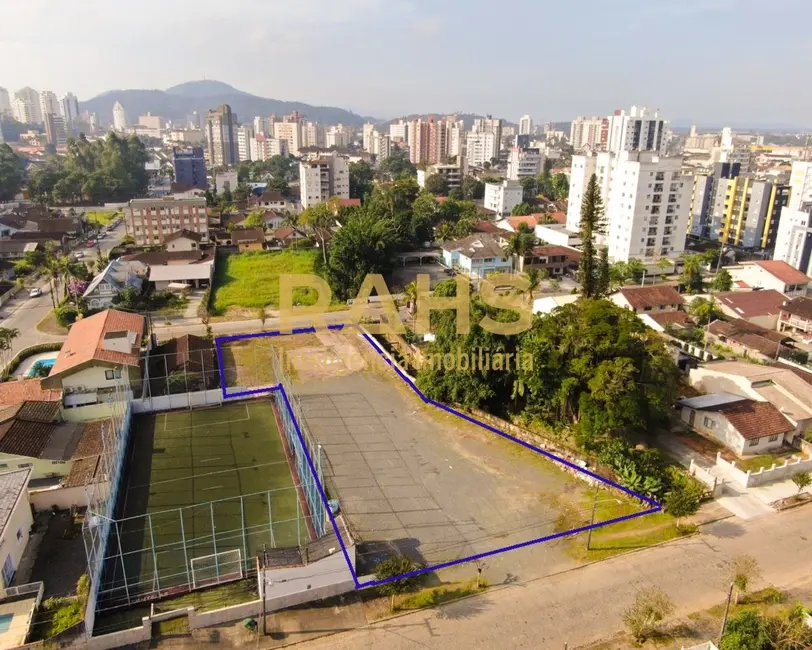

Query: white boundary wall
[714,452,812,488]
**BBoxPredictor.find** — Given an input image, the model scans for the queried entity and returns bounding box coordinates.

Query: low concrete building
[778,296,812,340]
[677,393,795,457]
[149,261,213,291]
[535,224,581,248]
[231,228,265,251]
[522,245,580,275]
[706,318,795,362]
[0,469,33,587]
[441,233,514,280]
[729,260,811,298]
[484,180,522,218]
[164,229,204,251]
[610,286,684,315]
[714,290,788,330]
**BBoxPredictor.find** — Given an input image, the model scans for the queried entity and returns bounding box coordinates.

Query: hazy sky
[2,0,810,126]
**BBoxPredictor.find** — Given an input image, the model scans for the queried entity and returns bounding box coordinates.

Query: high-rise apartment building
[788,161,812,211]
[569,116,605,150]
[0,88,11,118]
[236,125,253,162]
[326,124,351,149]
[113,101,128,131]
[473,116,503,145]
[519,114,533,136]
[568,151,689,262]
[39,91,59,120]
[128,197,209,246]
[14,88,42,124]
[273,121,302,155]
[605,105,667,156]
[12,97,37,125]
[465,132,498,167]
[389,120,408,142]
[299,152,350,208]
[59,93,80,130]
[205,104,238,167]
[44,113,68,147]
[173,147,208,189]
[774,204,812,277]
[363,123,376,151]
[507,147,543,181]
[302,122,325,149]
[249,135,289,161]
[407,117,455,165]
[253,116,268,136]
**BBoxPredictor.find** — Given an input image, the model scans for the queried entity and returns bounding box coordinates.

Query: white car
[73,251,85,259]
[29,287,43,298]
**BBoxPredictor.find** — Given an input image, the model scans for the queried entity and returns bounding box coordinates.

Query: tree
[726,555,762,604]
[577,174,606,298]
[622,587,674,642]
[0,327,19,368]
[349,160,374,199]
[376,147,415,181]
[688,296,722,326]
[656,257,673,278]
[460,175,485,200]
[596,247,610,298]
[300,201,336,264]
[791,472,810,494]
[720,609,770,650]
[503,224,536,270]
[423,174,449,196]
[681,253,706,294]
[374,556,423,611]
[511,202,533,216]
[552,172,569,200]
[711,268,733,292]
[519,176,538,202]
[0,144,24,201]
[664,477,704,526]
[242,209,266,229]
[327,208,400,300]
[525,268,544,304]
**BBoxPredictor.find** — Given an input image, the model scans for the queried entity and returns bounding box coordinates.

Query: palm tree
[56,255,74,299]
[503,224,536,272]
[0,328,20,369]
[403,281,418,314]
[525,268,546,303]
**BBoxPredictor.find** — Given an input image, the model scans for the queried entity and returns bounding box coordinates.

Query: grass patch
[37,310,69,335]
[212,250,323,313]
[32,597,83,640]
[155,617,190,635]
[85,210,119,227]
[154,579,259,613]
[395,580,487,611]
[732,448,803,472]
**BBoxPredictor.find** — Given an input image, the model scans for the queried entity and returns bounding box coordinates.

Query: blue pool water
[26,358,56,378]
[0,613,13,633]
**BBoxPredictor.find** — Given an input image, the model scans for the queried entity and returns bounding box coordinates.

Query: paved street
[287,507,812,650]
[0,284,62,358]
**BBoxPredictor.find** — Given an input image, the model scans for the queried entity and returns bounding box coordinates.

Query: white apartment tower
[302,122,326,149]
[236,125,254,162]
[113,101,128,131]
[11,97,37,125]
[507,147,543,181]
[14,88,42,124]
[362,123,376,151]
[0,88,11,118]
[519,114,533,136]
[59,93,80,129]
[389,120,408,141]
[774,204,812,276]
[605,106,667,156]
[299,152,350,208]
[466,132,498,167]
[484,180,523,218]
[273,121,302,155]
[326,124,350,149]
[569,116,604,151]
[788,161,812,211]
[39,91,59,119]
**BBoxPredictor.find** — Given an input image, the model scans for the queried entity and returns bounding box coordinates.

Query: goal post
[189,549,243,590]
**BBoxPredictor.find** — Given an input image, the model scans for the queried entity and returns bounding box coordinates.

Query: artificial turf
[108,400,304,599]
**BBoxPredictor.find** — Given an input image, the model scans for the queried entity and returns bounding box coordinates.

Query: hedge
[1,342,64,381]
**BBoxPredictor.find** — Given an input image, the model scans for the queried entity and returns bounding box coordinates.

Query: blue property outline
[215,325,661,589]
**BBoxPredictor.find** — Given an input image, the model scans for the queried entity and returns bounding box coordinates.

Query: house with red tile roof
[729,261,811,298]
[714,290,788,330]
[610,285,684,314]
[676,393,795,457]
[779,296,812,340]
[43,310,146,405]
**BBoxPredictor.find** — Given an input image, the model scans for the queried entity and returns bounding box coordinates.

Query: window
[748,438,760,447]
[768,434,780,442]
[18,463,32,468]
[0,464,7,469]
[105,370,114,380]
[703,416,717,429]
[16,529,22,543]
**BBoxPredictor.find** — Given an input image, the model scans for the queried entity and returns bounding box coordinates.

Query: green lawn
[211,250,326,313]
[734,448,802,472]
[84,210,119,226]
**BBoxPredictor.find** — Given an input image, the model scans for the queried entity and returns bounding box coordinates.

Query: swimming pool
[26,358,56,378]
[0,613,13,633]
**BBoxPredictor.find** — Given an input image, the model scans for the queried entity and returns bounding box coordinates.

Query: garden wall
[86,617,150,650]
[714,452,812,488]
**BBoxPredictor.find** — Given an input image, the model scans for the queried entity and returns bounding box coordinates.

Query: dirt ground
[278,328,594,585]
[28,510,87,598]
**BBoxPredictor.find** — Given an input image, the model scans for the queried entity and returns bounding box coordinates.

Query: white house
[714,290,789,330]
[82,259,147,310]
[676,393,795,457]
[610,285,684,314]
[535,223,581,248]
[441,233,514,280]
[728,260,811,298]
[484,180,523,218]
[0,469,33,588]
[164,229,204,251]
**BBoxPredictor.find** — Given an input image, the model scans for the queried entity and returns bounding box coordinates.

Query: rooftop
[716,399,795,440]
[780,296,812,320]
[442,233,506,260]
[745,260,812,285]
[0,379,62,408]
[715,290,789,319]
[707,318,791,357]
[0,470,31,536]
[164,229,204,244]
[121,250,211,266]
[0,401,84,460]
[231,228,265,243]
[617,285,684,310]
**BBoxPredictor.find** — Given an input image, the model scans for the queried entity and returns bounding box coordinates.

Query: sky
[1,0,811,128]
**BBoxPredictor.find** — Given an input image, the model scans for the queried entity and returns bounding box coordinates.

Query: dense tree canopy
[28,133,149,204]
[423,173,449,196]
[236,155,298,183]
[376,148,416,181]
[0,144,24,201]
[349,160,374,199]
[460,175,485,200]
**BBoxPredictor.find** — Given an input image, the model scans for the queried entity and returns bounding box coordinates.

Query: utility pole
[718,582,735,643]
[585,484,599,551]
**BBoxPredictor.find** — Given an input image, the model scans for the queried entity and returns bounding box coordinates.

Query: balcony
[655,172,665,181]
[652,196,662,204]
[654,184,664,193]
[665,217,674,225]
[648,228,657,236]
[669,194,677,203]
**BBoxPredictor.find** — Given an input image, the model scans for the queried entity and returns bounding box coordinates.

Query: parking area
[288,330,590,581]
[391,259,449,292]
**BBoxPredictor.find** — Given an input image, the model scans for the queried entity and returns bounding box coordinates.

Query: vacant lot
[84,210,119,226]
[211,249,323,313]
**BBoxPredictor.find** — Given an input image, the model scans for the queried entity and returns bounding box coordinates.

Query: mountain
[79,80,377,127]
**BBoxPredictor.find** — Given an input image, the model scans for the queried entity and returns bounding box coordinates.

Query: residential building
[466,132,498,167]
[447,120,464,157]
[441,233,513,280]
[299,152,350,208]
[250,134,289,161]
[273,121,302,156]
[569,116,605,151]
[253,116,268,136]
[714,290,788,330]
[706,318,794,362]
[214,170,238,194]
[788,161,812,211]
[172,147,207,189]
[389,120,408,141]
[0,469,33,587]
[773,205,812,276]
[407,118,452,165]
[728,260,811,297]
[112,101,127,131]
[255,189,295,213]
[518,114,533,136]
[13,88,42,124]
[128,197,209,246]
[43,113,67,148]
[44,310,147,403]
[205,104,238,167]
[149,259,214,291]
[521,245,580,275]
[164,229,205,251]
[566,151,613,232]
[417,159,468,191]
[472,116,503,146]
[779,296,812,339]
[610,285,684,314]
[605,105,667,156]
[59,92,80,129]
[38,91,59,121]
[676,393,795,457]
[326,124,351,149]
[0,87,11,118]
[138,112,163,130]
[484,180,523,218]
[231,228,265,251]
[302,122,325,149]
[82,259,147,310]
[368,131,391,160]
[236,125,253,161]
[689,163,789,250]
[535,223,581,248]
[362,123,376,151]
[507,147,543,181]
[496,215,539,234]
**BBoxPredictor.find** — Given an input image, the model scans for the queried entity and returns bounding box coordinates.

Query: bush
[374,556,424,610]
[54,305,79,328]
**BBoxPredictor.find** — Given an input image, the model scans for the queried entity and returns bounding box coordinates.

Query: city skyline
[1,0,810,127]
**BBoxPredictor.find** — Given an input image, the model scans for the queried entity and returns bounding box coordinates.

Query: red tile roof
[337,198,361,207]
[531,245,581,260]
[164,229,204,243]
[748,260,812,285]
[716,290,788,319]
[49,310,145,378]
[780,296,812,320]
[646,311,695,328]
[231,228,265,244]
[707,318,791,357]
[547,211,566,224]
[716,400,795,440]
[503,215,538,231]
[618,286,684,310]
[0,380,61,408]
[474,220,502,234]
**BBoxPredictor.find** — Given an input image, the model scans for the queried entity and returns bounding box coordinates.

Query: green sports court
[107,400,310,602]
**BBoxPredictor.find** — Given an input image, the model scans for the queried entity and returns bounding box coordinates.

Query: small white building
[507,147,543,181]
[0,469,33,588]
[535,223,581,248]
[676,393,795,457]
[484,180,523,219]
[728,260,811,298]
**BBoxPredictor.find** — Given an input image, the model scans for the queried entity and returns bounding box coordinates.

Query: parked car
[73,251,84,259]
[29,287,42,298]
[87,240,97,247]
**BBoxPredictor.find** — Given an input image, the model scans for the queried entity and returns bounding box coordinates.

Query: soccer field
[107,400,308,601]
